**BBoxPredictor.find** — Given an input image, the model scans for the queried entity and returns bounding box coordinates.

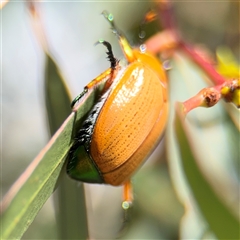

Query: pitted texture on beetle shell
[90,62,164,176]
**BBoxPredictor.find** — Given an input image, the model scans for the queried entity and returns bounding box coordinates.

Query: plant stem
[179,42,226,85]
[157,0,227,86]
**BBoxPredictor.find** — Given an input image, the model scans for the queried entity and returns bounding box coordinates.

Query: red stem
[157,0,227,86]
[179,42,226,85]
[157,1,177,31]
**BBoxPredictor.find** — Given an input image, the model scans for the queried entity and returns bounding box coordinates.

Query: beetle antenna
[95,39,118,70]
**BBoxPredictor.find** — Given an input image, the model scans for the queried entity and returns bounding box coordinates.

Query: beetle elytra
[67,11,168,205]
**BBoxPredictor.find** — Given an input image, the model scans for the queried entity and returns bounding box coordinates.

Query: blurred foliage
[216,46,239,78]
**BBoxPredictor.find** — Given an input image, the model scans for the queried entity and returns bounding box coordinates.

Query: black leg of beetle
[96,40,118,70]
[71,87,88,108]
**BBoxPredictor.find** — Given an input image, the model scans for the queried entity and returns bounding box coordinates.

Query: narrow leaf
[44,53,88,240]
[166,52,239,239]
[45,54,72,134]
[174,104,239,240]
[223,102,240,131]
[0,73,109,239]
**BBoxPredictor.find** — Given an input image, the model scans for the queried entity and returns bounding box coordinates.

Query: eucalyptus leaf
[174,104,239,239]
[0,71,109,239]
[44,53,89,240]
[222,101,240,131]
[45,54,72,134]
[166,52,239,239]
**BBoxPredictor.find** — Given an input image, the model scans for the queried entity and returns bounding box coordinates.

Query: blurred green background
[1,1,239,239]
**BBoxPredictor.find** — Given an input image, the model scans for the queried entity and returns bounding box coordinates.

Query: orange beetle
[67,11,168,205]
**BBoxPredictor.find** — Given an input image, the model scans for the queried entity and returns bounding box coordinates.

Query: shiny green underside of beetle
[67,145,104,183]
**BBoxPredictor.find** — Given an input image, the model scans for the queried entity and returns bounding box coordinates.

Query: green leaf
[45,54,72,134]
[44,54,89,240]
[166,52,239,239]
[222,102,240,131]
[1,114,73,240]
[0,68,109,239]
[174,104,239,240]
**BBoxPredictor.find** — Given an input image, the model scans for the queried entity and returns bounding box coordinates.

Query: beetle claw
[101,10,114,26]
[95,39,118,70]
[102,10,121,38]
[122,201,132,210]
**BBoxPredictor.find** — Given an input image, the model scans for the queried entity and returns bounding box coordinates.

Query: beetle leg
[71,68,112,108]
[95,39,121,90]
[121,182,133,227]
[96,40,118,70]
[71,39,120,108]
[71,87,88,108]
[122,180,133,210]
[102,11,136,63]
